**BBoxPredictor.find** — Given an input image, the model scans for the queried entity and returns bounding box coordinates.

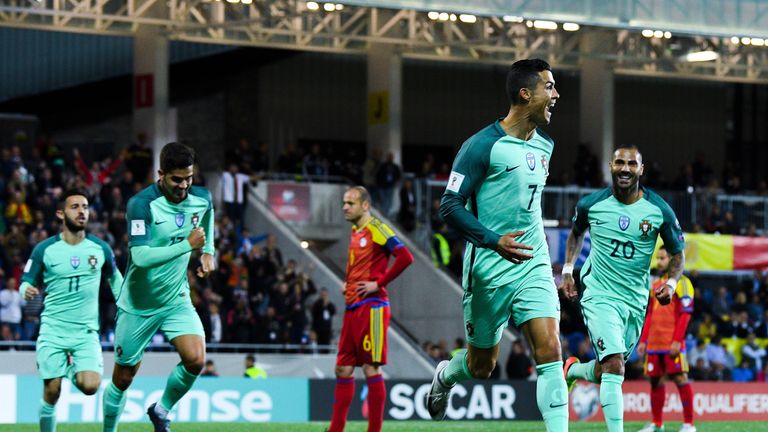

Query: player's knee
[602,356,625,376]
[80,382,100,395]
[44,380,62,404]
[468,360,495,379]
[533,340,562,364]
[335,365,353,378]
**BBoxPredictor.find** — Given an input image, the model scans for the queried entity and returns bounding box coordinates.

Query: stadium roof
[1,0,768,83]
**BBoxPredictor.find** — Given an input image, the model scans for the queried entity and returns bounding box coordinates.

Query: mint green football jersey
[120,183,215,314]
[441,121,554,289]
[573,187,685,313]
[22,233,120,336]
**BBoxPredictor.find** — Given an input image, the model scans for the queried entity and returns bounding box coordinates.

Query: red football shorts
[336,303,390,367]
[645,352,689,378]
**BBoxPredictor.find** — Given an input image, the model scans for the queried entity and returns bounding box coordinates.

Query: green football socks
[566,359,598,383]
[102,382,126,432]
[536,361,569,431]
[600,373,625,432]
[159,363,199,415]
[440,349,473,387]
[40,399,56,432]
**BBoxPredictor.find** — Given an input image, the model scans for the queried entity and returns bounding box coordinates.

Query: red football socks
[329,377,355,432]
[366,375,386,432]
[678,383,694,424]
[651,384,665,427]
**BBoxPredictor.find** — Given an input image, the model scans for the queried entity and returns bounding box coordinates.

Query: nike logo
[593,220,604,225]
[50,263,60,267]
[549,402,568,408]
[505,165,520,172]
[154,220,166,225]
[601,403,615,408]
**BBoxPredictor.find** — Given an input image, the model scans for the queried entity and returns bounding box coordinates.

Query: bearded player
[637,245,696,432]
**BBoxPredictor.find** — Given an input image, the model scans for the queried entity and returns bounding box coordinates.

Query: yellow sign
[368,91,389,125]
[651,233,733,271]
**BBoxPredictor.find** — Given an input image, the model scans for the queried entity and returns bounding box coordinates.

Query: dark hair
[160,142,196,172]
[506,59,552,105]
[58,188,89,210]
[658,245,667,253]
[613,145,643,161]
[246,354,255,362]
[347,185,371,204]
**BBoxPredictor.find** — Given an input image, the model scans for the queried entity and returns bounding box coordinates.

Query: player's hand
[669,341,681,357]
[636,342,647,357]
[24,286,40,301]
[655,282,673,305]
[187,228,206,249]
[495,231,533,264]
[558,273,578,301]
[197,253,215,278]
[355,281,380,298]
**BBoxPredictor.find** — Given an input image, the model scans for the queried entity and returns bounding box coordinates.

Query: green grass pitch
[6,422,768,431]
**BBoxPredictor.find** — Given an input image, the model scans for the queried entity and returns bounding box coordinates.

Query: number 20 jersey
[573,187,685,313]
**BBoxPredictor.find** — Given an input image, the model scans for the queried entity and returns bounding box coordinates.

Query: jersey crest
[70,256,81,269]
[541,155,549,176]
[639,219,652,238]
[191,213,200,228]
[88,255,98,270]
[526,152,536,170]
[618,215,630,231]
[175,213,185,227]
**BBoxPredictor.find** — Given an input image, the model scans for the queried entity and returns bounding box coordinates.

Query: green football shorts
[581,296,645,362]
[114,301,205,366]
[462,275,559,349]
[36,330,103,380]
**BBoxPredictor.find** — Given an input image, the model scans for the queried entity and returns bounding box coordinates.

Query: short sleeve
[21,243,46,286]
[572,197,591,235]
[656,199,685,255]
[126,196,153,247]
[369,219,404,253]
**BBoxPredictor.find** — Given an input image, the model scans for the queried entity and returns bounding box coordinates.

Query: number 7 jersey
[572,187,685,312]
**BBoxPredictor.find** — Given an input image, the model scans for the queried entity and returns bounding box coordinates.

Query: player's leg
[520,317,568,432]
[362,364,385,432]
[426,284,508,420]
[671,370,695,431]
[569,299,631,432]
[104,309,160,432]
[511,278,567,431]
[360,305,389,432]
[71,332,104,395]
[36,339,68,432]
[329,308,361,432]
[643,355,666,432]
[150,303,206,427]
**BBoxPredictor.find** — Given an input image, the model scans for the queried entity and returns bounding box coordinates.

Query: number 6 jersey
[572,187,685,313]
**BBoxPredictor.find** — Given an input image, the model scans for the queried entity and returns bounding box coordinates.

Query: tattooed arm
[655,250,685,305]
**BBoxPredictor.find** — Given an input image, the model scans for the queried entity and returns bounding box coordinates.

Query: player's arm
[21,244,46,301]
[197,201,216,278]
[439,140,532,264]
[126,196,205,269]
[655,199,686,305]
[100,242,124,300]
[355,222,414,298]
[559,198,590,301]
[670,278,694,356]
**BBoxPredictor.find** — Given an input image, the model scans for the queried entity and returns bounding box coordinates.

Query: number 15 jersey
[573,187,685,313]
[120,183,215,314]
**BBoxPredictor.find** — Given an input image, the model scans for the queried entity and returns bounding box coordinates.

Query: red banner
[733,236,768,270]
[569,381,768,422]
[267,183,310,222]
[134,74,154,108]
